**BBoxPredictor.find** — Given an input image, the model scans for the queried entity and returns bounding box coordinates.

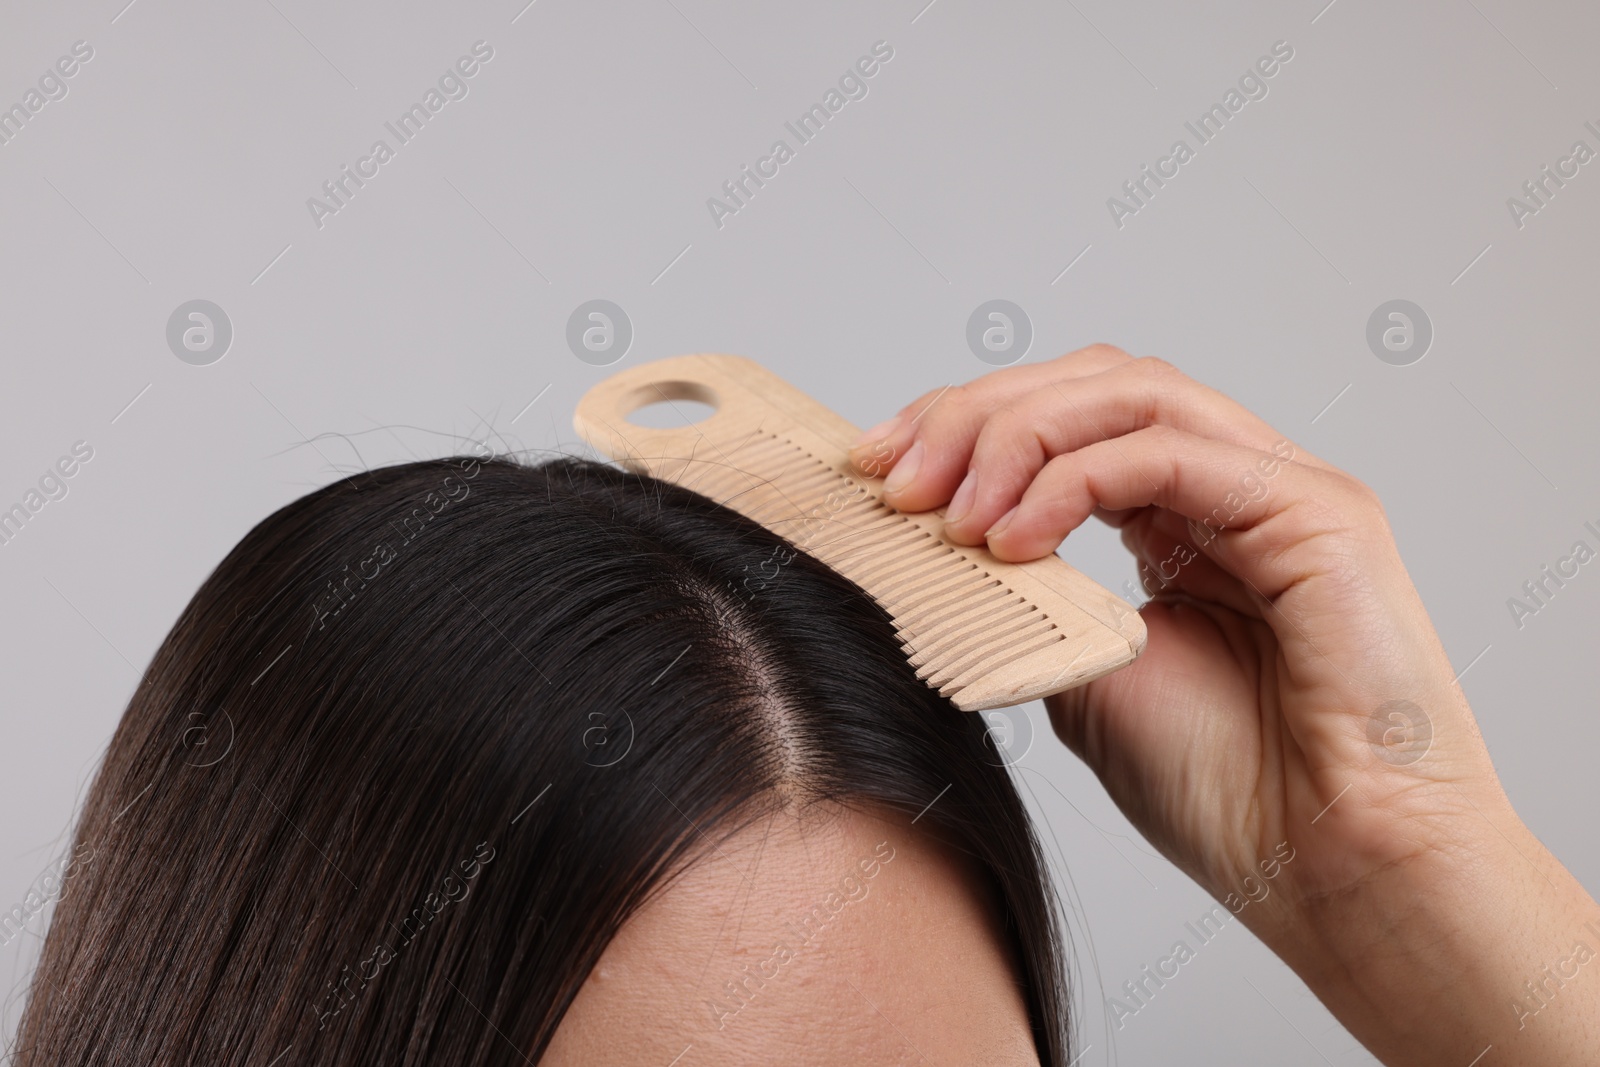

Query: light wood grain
[573,354,1146,711]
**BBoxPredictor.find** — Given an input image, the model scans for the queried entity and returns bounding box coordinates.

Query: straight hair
[13,455,1072,1064]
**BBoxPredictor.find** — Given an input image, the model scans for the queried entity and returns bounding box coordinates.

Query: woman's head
[15,454,1070,1064]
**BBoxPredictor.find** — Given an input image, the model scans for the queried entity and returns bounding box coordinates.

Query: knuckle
[988,404,1030,436]
[1347,478,1393,528]
[1080,342,1132,362]
[1040,450,1082,482]
[1336,473,1384,513]
[936,382,972,413]
[1133,355,1181,382]
[979,406,1042,464]
[904,384,963,430]
[1285,471,1393,546]
[921,386,971,433]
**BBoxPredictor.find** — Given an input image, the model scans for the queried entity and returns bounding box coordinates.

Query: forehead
[542,803,1041,1065]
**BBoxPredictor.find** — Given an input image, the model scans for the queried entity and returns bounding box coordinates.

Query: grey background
[3,0,1597,1062]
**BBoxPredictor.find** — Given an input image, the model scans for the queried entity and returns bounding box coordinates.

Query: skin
[845,346,1600,1065]
[543,803,1041,1066]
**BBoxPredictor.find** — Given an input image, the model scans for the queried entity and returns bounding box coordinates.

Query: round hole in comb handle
[573,357,760,469]
[620,380,721,429]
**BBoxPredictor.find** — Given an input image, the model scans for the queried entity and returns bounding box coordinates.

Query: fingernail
[945,470,978,525]
[984,506,1017,539]
[851,417,901,451]
[883,439,924,495]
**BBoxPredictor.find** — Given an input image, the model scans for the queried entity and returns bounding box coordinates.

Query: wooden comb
[572,354,1146,711]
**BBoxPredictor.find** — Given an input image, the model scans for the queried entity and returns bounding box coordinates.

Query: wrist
[1268,808,1600,1066]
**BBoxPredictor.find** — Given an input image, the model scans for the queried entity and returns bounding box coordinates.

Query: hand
[851,346,1600,1066]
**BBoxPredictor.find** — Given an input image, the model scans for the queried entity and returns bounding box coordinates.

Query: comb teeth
[574,354,1146,711]
[679,432,1069,697]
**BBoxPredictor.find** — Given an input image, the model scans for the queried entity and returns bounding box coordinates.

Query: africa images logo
[1106,40,1294,229]
[705,41,894,229]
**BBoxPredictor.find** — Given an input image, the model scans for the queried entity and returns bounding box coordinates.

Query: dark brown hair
[13,454,1071,1064]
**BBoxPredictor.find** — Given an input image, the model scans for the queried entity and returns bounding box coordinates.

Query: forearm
[1271,815,1600,1066]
